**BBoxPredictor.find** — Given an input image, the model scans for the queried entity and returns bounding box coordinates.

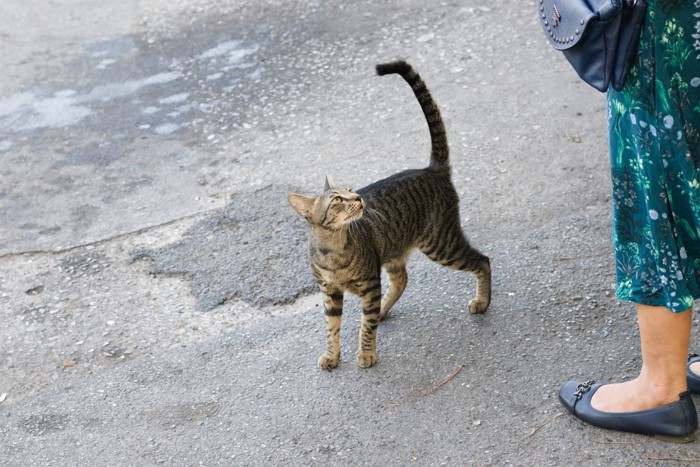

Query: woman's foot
[591,378,684,413]
[559,381,698,442]
[688,354,700,394]
[559,305,697,441]
[689,361,700,378]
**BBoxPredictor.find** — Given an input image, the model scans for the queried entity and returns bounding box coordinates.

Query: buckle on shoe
[573,380,595,400]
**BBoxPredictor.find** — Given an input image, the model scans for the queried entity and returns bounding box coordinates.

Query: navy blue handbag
[538,0,647,92]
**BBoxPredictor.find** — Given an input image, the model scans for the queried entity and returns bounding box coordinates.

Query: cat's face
[288,177,365,229]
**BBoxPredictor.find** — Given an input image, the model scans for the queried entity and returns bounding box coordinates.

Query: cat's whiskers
[347,219,361,241]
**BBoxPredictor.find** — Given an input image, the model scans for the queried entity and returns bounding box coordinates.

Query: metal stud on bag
[539,0,586,46]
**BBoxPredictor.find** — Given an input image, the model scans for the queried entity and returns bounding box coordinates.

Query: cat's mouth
[347,199,365,222]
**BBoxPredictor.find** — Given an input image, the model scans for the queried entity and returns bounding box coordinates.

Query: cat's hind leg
[380,260,408,320]
[463,253,491,314]
[420,228,491,314]
[318,289,343,369]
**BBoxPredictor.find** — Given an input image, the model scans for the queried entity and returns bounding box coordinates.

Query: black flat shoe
[688,354,700,394]
[559,380,698,443]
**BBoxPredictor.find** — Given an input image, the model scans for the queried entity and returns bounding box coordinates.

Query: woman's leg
[591,304,691,412]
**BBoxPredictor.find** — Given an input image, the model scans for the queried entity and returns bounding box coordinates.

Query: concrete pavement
[2,0,700,465]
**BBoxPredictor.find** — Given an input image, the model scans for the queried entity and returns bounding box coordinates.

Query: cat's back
[357,166,456,209]
[354,165,458,261]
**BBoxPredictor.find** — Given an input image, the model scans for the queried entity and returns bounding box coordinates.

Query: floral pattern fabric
[608,0,700,312]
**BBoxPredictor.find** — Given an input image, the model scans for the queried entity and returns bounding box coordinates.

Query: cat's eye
[332,196,342,204]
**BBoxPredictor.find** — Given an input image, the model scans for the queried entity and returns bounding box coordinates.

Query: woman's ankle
[637,371,688,406]
[592,378,684,412]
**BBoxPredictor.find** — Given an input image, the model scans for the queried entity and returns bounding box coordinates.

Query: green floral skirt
[608,0,700,312]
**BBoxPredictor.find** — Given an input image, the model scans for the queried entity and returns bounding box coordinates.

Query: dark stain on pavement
[130,184,316,311]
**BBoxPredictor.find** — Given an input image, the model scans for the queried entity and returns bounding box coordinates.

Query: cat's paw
[356,351,377,368]
[468,298,489,314]
[318,354,339,370]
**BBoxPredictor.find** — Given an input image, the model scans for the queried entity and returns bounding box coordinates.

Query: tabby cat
[288,61,491,369]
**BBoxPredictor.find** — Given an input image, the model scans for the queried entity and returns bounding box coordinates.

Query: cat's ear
[287,194,315,220]
[324,175,337,192]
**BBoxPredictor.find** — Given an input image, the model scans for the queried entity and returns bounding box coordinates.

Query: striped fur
[288,61,491,370]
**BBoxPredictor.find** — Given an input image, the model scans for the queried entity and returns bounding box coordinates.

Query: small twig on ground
[592,439,637,445]
[526,412,566,439]
[647,457,700,463]
[419,364,465,397]
[383,364,465,409]
[554,252,609,261]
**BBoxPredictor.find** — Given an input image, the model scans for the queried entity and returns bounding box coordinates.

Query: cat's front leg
[318,290,343,369]
[357,279,382,368]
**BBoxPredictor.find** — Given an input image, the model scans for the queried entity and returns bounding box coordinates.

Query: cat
[287,60,491,370]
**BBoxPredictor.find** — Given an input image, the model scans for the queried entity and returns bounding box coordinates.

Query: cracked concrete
[129,185,316,311]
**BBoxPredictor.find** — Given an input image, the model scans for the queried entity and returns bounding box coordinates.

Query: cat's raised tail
[376,60,449,170]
